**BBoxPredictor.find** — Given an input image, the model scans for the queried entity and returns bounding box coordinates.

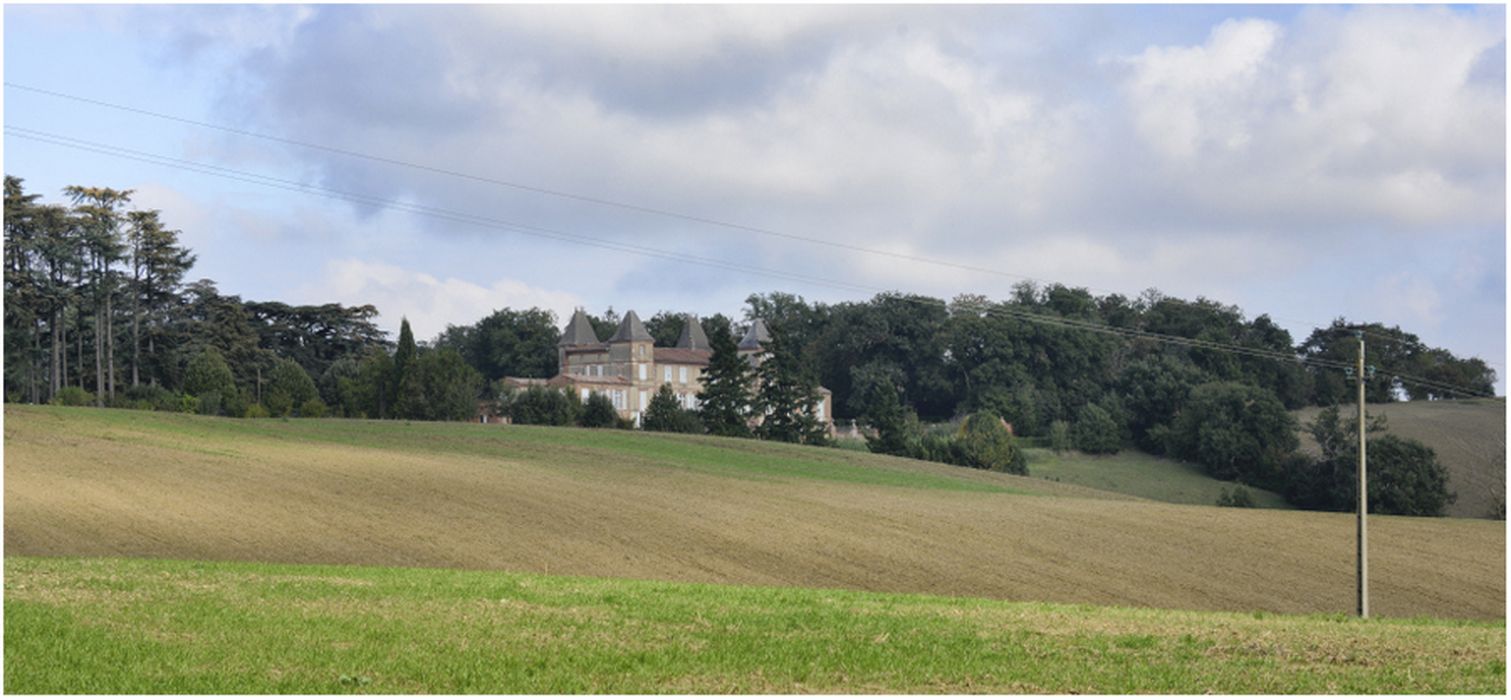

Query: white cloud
[1115,7,1504,233]
[1370,272,1444,331]
[1123,18,1282,161]
[299,259,583,340]
[17,5,1500,374]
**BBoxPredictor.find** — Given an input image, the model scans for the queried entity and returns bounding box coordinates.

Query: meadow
[1294,398,1506,519]
[5,556,1504,694]
[5,405,1503,620]
[1021,447,1291,508]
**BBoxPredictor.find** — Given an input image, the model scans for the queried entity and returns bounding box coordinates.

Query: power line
[8,125,1483,395]
[6,125,1496,399]
[6,80,1445,356]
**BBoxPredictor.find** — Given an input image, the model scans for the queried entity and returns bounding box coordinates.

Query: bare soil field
[5,406,1504,619]
[1294,398,1507,519]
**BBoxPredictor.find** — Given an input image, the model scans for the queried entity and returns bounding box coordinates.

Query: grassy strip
[1024,447,1292,508]
[5,556,1503,694]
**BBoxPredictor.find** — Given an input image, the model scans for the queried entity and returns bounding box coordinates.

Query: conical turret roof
[738,318,771,350]
[609,309,653,343]
[557,308,602,346]
[676,314,711,351]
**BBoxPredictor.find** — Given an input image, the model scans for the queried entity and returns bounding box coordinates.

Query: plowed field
[5,406,1503,619]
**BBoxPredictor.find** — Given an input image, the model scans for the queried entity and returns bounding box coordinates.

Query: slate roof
[738,318,771,350]
[558,308,602,347]
[609,309,653,343]
[675,314,711,351]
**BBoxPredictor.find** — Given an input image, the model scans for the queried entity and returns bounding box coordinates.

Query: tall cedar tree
[64,186,132,405]
[3,177,43,402]
[697,323,752,437]
[125,210,195,390]
[754,329,827,444]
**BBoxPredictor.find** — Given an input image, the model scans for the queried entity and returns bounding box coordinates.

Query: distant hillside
[6,406,1502,619]
[1294,398,1506,519]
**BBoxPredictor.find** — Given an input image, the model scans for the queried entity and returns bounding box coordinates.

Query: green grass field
[1023,447,1292,508]
[5,556,1504,694]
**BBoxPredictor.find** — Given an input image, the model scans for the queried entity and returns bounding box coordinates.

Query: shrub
[178,394,201,414]
[126,384,179,412]
[106,394,137,410]
[642,384,704,434]
[1049,420,1072,454]
[244,403,271,419]
[1217,486,1257,508]
[51,386,94,406]
[183,348,237,400]
[265,359,319,417]
[579,392,619,428]
[862,383,919,457]
[222,389,251,419]
[507,386,580,426]
[197,391,223,416]
[1072,403,1122,454]
[834,437,870,452]
[954,411,1027,474]
[299,398,328,418]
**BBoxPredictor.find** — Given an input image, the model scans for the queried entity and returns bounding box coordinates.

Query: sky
[3,4,1505,392]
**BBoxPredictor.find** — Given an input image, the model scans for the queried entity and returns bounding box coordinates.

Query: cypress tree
[696,323,752,437]
[392,317,417,413]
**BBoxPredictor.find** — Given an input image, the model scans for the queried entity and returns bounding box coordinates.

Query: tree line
[5,174,1492,515]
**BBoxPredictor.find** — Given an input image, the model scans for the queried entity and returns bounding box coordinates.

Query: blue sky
[4,5,1505,392]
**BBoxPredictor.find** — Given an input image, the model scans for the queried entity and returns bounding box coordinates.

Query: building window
[678,367,688,384]
[664,366,672,382]
[580,388,589,402]
[639,391,648,411]
[638,364,647,381]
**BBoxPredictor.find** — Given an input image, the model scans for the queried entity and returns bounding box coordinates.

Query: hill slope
[7,556,1504,694]
[1294,398,1506,519]
[1022,448,1291,508]
[4,406,1504,619]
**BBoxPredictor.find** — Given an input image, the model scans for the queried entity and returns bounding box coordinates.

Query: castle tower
[557,307,602,370]
[676,314,710,351]
[737,318,772,368]
[609,310,655,417]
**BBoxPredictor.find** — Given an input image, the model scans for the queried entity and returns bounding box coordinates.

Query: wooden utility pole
[1356,331,1368,619]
